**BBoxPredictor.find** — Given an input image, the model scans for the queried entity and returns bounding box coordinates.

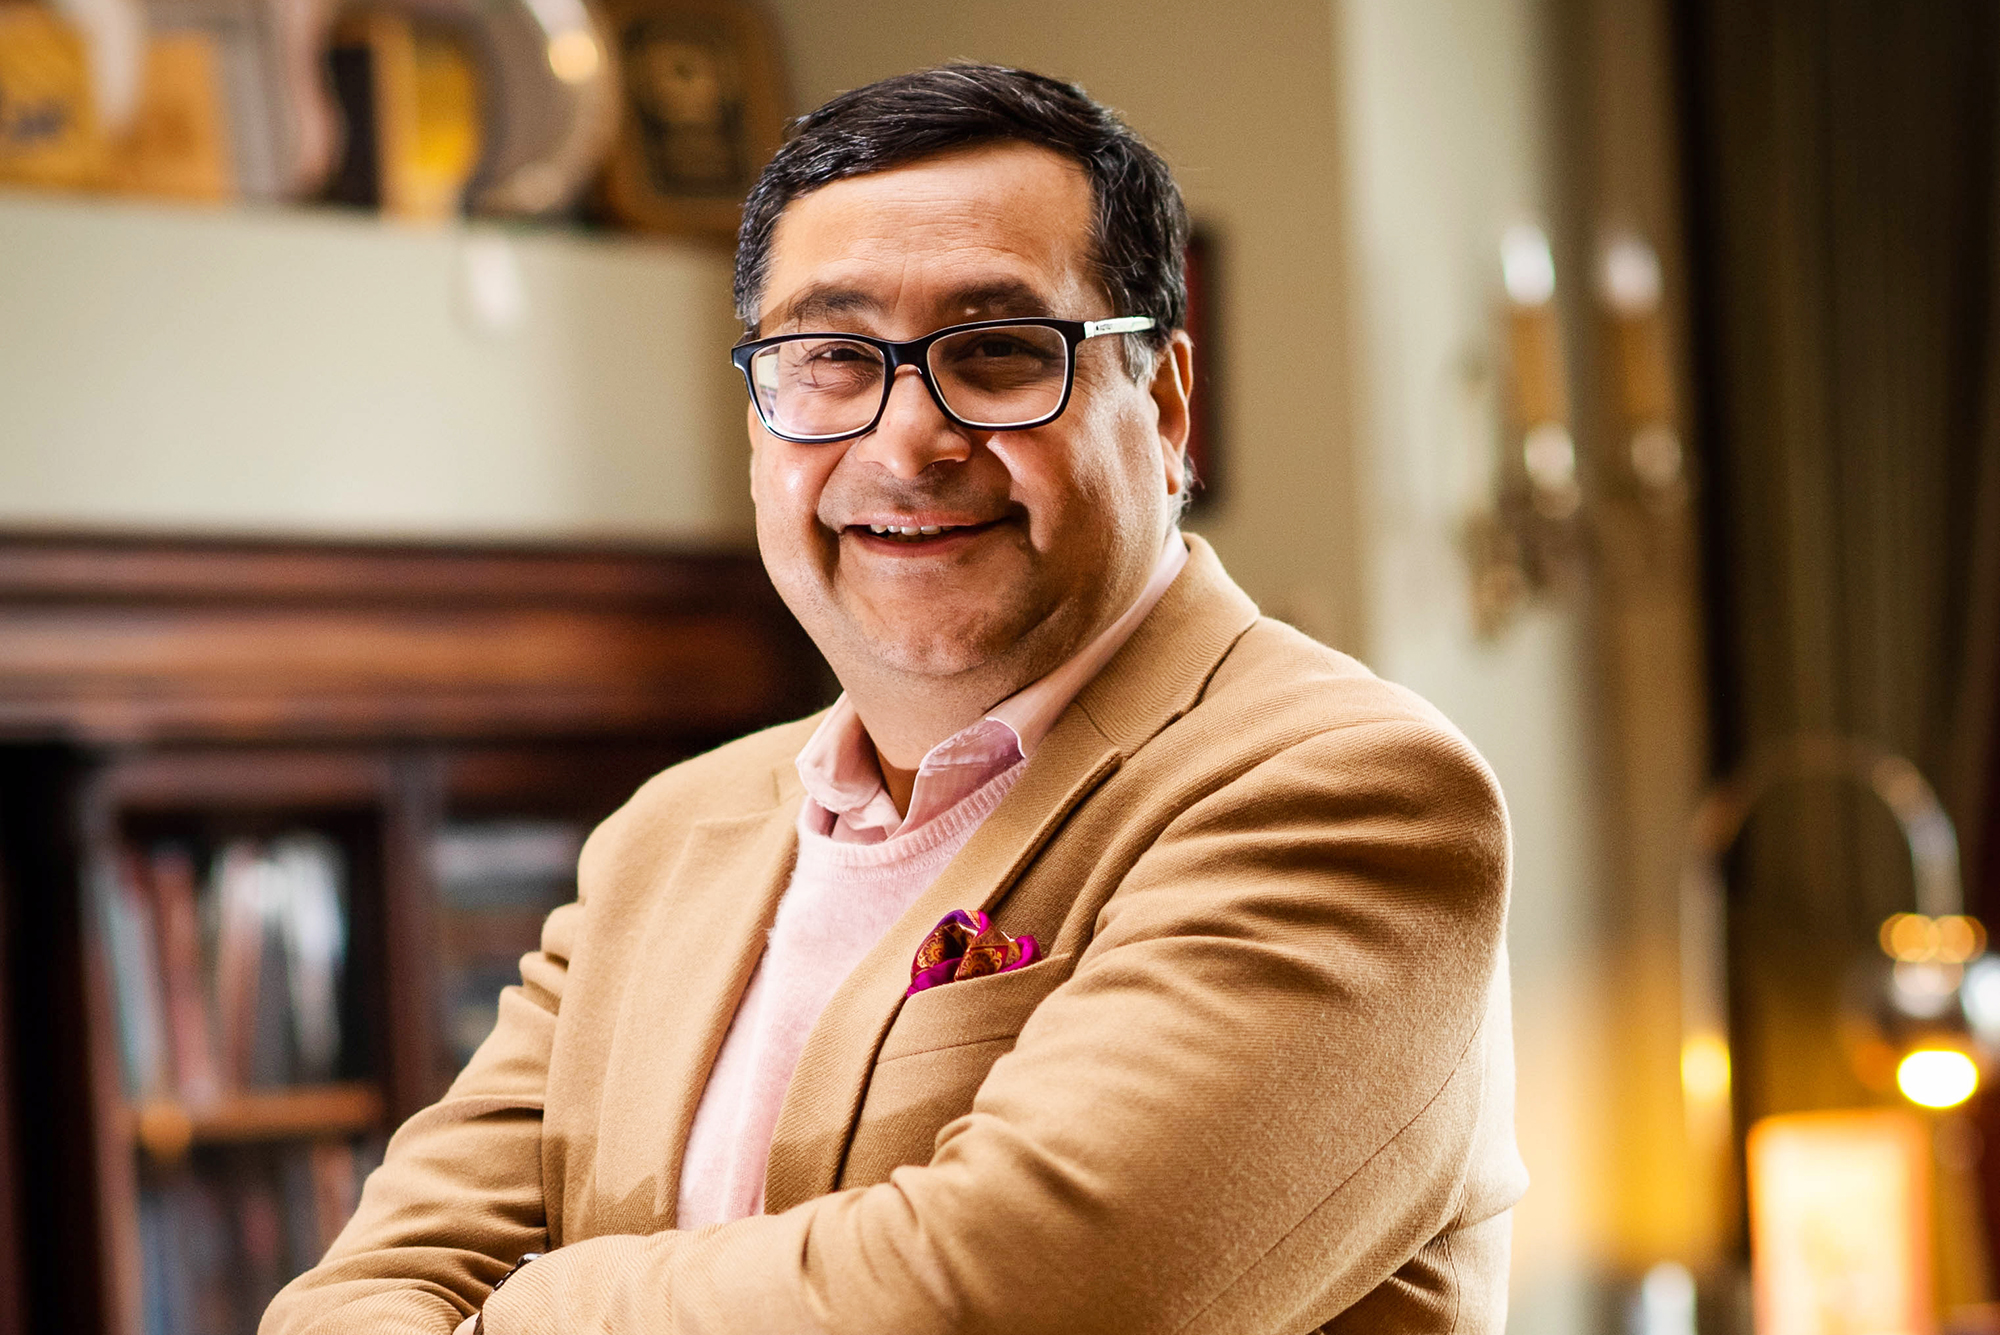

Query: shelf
[133,1082,384,1161]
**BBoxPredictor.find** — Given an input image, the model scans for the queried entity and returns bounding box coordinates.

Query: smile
[870,523,956,541]
[848,519,999,545]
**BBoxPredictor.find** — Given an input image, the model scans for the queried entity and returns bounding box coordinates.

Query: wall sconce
[1599,233,1688,510]
[1465,223,1582,637]
[1464,227,1688,637]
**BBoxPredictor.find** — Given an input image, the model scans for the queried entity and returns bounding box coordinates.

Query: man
[264,64,1525,1335]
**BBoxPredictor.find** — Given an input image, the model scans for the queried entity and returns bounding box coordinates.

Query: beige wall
[1333,1,1613,1329]
[0,193,751,543]
[763,0,1363,652]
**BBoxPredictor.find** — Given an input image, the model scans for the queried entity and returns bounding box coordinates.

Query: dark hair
[733,63,1188,377]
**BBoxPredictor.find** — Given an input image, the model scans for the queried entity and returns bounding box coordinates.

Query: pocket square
[906,909,1040,996]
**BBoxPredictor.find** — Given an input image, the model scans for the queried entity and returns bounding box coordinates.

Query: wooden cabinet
[0,532,825,1335]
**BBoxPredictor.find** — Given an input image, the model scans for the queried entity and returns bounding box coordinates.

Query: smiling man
[264,65,1526,1335]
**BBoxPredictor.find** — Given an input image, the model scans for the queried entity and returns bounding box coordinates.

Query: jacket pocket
[841,954,1077,1187]
[876,951,1076,1062]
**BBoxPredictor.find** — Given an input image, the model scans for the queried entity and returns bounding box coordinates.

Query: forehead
[759,142,1099,330]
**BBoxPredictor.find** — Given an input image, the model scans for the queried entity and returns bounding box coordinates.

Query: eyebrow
[761,278,1059,336]
[767,285,879,333]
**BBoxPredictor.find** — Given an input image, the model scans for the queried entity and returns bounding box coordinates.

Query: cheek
[751,439,837,534]
[1013,395,1149,522]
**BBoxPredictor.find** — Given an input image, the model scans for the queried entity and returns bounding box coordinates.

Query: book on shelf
[96,829,352,1106]
[137,1134,383,1335]
[149,846,223,1107]
[95,852,173,1101]
[432,819,583,1075]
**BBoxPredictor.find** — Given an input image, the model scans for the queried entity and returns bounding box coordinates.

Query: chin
[862,630,1004,679]
[849,599,1049,679]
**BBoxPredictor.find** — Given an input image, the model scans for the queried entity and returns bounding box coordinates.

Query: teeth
[866,523,952,536]
[918,526,941,535]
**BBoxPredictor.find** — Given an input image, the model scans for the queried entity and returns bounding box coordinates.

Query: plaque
[102,28,235,200]
[596,0,786,240]
[0,3,106,189]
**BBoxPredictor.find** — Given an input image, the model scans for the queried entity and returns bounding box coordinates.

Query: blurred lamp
[1897,1048,1979,1110]
[1680,736,1982,1133]
[1746,1109,1933,1335]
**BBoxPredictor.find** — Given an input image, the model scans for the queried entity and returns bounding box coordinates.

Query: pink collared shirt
[674,531,1189,1228]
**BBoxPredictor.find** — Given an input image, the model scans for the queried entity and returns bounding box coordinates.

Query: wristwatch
[472,1252,543,1335]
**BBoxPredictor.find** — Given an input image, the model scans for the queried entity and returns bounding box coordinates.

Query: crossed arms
[261,718,1521,1335]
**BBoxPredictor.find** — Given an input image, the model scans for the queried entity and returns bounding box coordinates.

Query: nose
[849,366,973,479]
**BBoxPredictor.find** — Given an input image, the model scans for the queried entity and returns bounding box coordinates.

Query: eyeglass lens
[748,325,1071,439]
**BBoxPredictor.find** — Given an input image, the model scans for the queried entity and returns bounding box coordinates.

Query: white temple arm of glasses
[1081,316,1158,338]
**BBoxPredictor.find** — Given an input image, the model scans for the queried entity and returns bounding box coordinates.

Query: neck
[842,654,1030,771]
[874,747,918,816]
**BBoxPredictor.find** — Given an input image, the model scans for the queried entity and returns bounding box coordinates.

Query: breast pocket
[840,953,1076,1187]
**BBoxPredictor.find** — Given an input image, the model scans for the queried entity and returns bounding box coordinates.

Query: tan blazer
[263,536,1527,1335]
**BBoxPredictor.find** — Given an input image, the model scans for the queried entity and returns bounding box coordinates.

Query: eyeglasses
[730,316,1157,445]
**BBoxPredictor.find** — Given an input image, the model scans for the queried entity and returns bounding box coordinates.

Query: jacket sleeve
[476,717,1515,1335]
[257,896,581,1335]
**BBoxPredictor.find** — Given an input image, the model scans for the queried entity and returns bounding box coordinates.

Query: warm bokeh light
[547,30,601,85]
[1896,1048,1979,1109]
[1937,915,1986,963]
[1879,911,1987,964]
[1680,1034,1732,1108]
[1500,223,1556,306]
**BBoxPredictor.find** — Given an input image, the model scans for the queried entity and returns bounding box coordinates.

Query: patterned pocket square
[906,909,1040,996]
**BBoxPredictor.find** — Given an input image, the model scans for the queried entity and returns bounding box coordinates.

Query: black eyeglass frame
[729,315,1158,444]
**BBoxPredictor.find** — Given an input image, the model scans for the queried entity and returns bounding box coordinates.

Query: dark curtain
[1679,0,2000,1216]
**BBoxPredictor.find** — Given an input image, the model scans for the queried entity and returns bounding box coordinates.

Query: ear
[1148,330,1196,498]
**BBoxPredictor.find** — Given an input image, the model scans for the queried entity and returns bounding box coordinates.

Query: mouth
[844,518,1004,548]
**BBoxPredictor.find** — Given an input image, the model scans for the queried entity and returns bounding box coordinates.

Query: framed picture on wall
[1183,227,1222,511]
[597,0,788,241]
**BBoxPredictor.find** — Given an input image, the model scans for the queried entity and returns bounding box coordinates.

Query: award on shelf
[101,25,236,201]
[447,0,619,216]
[0,3,107,189]
[322,7,480,219]
[47,0,149,134]
[319,0,617,218]
[596,0,784,240]
[120,0,343,202]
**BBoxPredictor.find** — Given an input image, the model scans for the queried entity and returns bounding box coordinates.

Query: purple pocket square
[906,909,1040,996]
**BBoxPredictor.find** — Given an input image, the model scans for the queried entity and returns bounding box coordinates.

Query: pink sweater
[675,533,1189,1227]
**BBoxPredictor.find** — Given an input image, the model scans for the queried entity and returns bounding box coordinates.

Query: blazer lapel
[598,783,799,1231]
[760,718,1123,1212]
[760,535,1262,1212]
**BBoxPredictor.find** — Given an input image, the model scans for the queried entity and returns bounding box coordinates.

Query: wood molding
[0,532,822,745]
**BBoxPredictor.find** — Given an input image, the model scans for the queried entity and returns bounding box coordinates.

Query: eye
[963,335,1043,360]
[804,341,881,366]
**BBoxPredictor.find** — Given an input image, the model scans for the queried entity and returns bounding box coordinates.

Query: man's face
[748,142,1189,699]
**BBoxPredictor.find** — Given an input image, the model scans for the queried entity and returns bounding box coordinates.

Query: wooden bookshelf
[0,531,826,1335]
[134,1084,386,1161]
